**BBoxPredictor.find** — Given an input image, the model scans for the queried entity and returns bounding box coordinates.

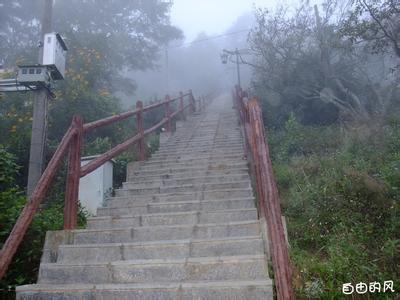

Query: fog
[0,1,399,297]
[125,11,255,105]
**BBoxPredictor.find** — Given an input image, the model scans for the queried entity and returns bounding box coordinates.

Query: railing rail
[0,89,198,279]
[234,86,295,300]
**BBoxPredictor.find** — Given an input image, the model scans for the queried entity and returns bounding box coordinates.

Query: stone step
[38,255,267,284]
[114,180,250,197]
[139,158,247,171]
[157,140,243,148]
[123,173,250,189]
[17,280,273,299]
[143,154,245,166]
[127,167,249,181]
[103,189,255,209]
[154,145,244,154]
[149,150,244,160]
[121,177,250,191]
[165,135,242,143]
[130,161,247,175]
[104,197,256,213]
[127,168,248,183]
[160,135,242,143]
[160,138,243,145]
[97,198,255,217]
[57,236,264,263]
[136,158,245,170]
[120,188,253,202]
[163,138,242,146]
[89,208,257,229]
[72,220,260,244]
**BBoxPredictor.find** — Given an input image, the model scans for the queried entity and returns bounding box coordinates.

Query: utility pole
[235,48,241,89]
[165,46,169,93]
[27,0,53,196]
[220,48,243,89]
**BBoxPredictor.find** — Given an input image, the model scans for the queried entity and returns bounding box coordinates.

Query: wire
[168,28,251,49]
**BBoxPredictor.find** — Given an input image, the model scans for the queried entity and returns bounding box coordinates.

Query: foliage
[0,0,181,186]
[0,0,182,291]
[0,147,88,292]
[0,0,182,83]
[269,115,400,298]
[248,1,399,124]
[250,2,400,297]
[341,0,400,58]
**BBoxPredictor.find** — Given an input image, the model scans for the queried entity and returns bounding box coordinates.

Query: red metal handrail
[80,103,191,178]
[234,86,295,299]
[0,89,197,279]
[82,92,192,132]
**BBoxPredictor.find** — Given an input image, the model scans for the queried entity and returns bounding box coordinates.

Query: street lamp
[220,52,228,64]
[220,48,241,88]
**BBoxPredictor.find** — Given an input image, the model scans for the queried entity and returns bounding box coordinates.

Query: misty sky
[170,0,283,41]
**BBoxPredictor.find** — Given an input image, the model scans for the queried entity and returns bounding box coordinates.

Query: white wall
[78,155,114,215]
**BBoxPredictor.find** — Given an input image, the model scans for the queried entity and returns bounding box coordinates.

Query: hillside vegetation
[248,0,399,297]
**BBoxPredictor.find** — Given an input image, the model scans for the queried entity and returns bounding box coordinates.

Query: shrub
[270,116,400,298]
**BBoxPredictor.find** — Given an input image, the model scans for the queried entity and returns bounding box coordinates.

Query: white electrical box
[79,155,114,216]
[42,33,67,80]
[17,65,50,86]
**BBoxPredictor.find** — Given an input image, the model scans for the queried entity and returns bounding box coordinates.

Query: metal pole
[165,47,169,94]
[27,0,53,196]
[235,48,241,89]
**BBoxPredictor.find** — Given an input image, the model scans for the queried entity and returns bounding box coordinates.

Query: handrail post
[189,89,195,113]
[136,100,145,161]
[179,91,186,121]
[165,95,171,133]
[64,115,83,230]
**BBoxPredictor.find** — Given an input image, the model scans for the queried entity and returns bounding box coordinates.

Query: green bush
[0,147,88,293]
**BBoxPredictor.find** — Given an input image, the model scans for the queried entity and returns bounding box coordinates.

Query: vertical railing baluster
[64,115,83,230]
[136,100,145,161]
[189,89,195,113]
[165,95,171,133]
[179,91,186,121]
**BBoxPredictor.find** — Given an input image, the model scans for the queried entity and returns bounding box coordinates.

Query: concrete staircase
[17,94,273,299]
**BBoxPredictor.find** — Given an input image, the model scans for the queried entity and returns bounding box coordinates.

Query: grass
[268,115,400,298]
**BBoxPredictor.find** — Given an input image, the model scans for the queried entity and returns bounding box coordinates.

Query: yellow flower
[99,89,110,97]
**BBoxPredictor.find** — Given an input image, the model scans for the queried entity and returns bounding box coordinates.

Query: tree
[0,0,182,93]
[0,0,39,65]
[248,0,399,124]
[0,0,182,182]
[342,0,400,58]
